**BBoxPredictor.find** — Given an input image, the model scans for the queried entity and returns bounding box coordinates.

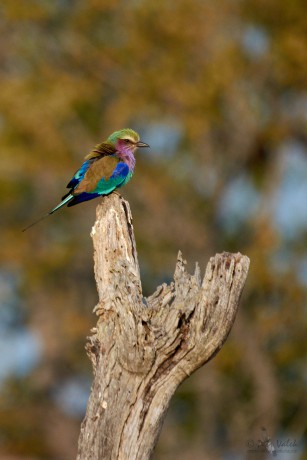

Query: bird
[22,128,149,231]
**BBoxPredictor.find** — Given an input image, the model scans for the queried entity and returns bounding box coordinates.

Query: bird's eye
[123,139,130,143]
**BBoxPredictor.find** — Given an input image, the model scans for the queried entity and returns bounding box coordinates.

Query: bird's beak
[136,141,150,148]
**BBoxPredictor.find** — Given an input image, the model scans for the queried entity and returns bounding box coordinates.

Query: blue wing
[66,160,91,190]
[50,155,132,213]
[109,162,130,182]
[67,162,131,207]
[60,160,91,200]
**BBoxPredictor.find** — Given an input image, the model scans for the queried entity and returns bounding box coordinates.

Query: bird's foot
[112,191,122,197]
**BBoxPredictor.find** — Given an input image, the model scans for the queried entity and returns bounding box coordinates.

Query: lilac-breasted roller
[23,128,149,231]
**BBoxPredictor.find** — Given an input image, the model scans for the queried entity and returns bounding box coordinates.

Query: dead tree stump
[77,194,250,460]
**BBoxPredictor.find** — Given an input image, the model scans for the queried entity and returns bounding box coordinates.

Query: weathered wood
[77,193,250,460]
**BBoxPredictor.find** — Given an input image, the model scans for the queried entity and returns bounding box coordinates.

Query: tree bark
[77,193,250,460]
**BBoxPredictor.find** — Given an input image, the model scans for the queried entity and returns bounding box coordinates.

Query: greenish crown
[107,128,140,145]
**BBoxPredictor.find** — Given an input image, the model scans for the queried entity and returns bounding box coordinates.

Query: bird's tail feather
[49,194,74,214]
[22,194,74,232]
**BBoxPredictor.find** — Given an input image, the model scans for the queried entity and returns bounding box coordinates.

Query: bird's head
[107,128,150,153]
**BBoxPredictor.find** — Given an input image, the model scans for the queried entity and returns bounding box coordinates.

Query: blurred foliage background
[0,0,306,459]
